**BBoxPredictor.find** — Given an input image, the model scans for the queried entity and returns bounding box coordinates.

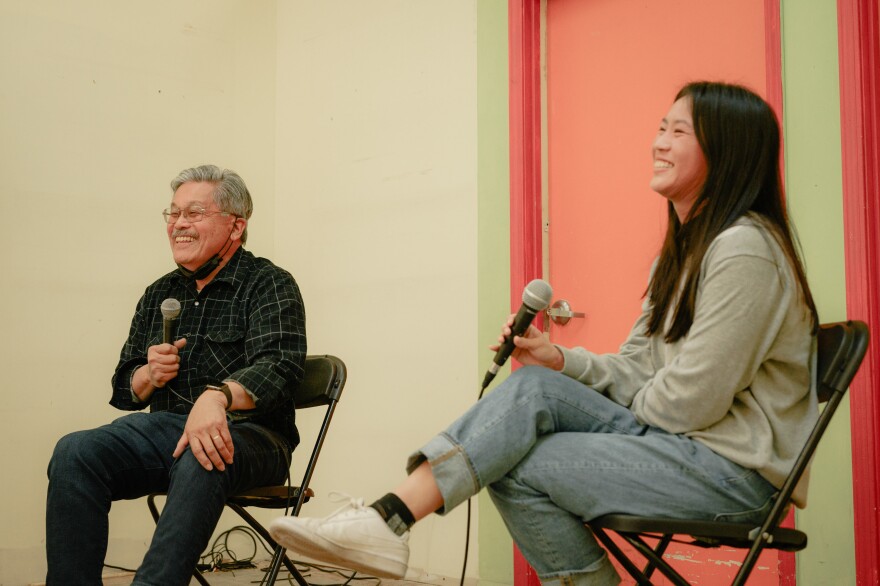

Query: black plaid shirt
[110,248,307,448]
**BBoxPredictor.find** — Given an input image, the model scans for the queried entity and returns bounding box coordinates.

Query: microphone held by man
[161,297,181,344]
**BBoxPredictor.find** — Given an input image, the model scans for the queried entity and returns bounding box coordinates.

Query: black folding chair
[147,354,347,586]
[587,320,869,586]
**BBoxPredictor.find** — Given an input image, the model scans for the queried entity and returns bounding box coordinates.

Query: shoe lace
[327,491,367,516]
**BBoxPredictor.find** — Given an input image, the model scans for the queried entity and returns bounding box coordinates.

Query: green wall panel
[477,0,513,583]
[781,0,855,583]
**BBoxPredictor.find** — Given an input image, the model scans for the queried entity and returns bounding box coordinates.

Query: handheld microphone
[481,279,553,391]
[160,298,182,344]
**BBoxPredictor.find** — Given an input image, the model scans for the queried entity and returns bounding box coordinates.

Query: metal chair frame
[587,321,870,586]
[147,354,347,586]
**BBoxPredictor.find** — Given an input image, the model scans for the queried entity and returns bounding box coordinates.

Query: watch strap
[205,384,233,411]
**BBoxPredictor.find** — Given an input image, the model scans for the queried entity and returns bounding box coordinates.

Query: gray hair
[170,164,253,244]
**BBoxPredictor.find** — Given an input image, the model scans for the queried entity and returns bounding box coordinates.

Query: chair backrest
[295,354,347,409]
[761,320,869,531]
[816,321,870,402]
[287,354,347,516]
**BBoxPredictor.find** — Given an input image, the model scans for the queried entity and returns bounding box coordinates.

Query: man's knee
[168,449,230,493]
[48,429,99,479]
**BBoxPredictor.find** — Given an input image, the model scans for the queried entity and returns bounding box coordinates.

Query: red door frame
[837,1,880,584]
[508,0,879,584]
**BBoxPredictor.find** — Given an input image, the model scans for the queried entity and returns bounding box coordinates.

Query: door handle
[546,299,585,325]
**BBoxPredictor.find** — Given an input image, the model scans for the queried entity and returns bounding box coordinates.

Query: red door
[509,0,791,584]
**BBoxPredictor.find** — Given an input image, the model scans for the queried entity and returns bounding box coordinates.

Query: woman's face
[650,96,708,221]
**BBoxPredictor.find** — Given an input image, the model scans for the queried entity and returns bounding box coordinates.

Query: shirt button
[194,301,200,306]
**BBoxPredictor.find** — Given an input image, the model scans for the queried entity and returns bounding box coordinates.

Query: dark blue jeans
[46,411,292,586]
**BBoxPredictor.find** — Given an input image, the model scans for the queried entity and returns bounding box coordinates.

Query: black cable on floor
[461,498,471,586]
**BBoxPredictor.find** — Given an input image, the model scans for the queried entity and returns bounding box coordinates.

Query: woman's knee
[492,366,584,414]
[499,366,556,399]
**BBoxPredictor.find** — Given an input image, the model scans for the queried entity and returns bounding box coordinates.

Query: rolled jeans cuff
[406,432,479,515]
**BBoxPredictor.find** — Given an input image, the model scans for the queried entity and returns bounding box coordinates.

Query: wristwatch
[204,384,233,411]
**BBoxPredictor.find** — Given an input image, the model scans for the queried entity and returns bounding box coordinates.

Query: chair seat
[227,486,314,509]
[589,514,807,552]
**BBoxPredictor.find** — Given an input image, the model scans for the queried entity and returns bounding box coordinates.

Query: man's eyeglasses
[162,206,235,224]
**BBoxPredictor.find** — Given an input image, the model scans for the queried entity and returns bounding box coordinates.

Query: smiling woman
[650,96,708,221]
[646,82,816,345]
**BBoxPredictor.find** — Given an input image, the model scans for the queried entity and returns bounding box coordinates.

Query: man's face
[166,181,236,270]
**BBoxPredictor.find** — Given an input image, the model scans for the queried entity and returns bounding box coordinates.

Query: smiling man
[46,165,307,585]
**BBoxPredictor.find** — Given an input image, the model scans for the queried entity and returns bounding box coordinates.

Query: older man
[46,165,306,585]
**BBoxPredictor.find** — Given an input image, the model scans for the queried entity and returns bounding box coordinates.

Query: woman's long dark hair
[646,81,818,342]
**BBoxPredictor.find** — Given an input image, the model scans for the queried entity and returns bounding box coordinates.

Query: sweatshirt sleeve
[629,232,792,433]
[557,296,656,407]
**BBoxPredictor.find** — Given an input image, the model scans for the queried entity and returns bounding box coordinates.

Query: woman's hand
[490,314,564,371]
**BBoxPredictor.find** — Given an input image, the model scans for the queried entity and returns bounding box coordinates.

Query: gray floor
[98,558,463,586]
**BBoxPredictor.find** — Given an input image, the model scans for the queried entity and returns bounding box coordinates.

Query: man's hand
[147,338,187,388]
[172,390,234,471]
[490,314,564,371]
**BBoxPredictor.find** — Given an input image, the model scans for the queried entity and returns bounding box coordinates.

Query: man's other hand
[172,391,234,471]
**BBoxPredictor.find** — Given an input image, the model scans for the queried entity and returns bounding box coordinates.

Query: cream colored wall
[0,1,277,582]
[1,1,482,584]
[271,1,480,579]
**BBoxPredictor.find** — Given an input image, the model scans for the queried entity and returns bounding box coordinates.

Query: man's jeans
[46,411,291,586]
[409,366,778,586]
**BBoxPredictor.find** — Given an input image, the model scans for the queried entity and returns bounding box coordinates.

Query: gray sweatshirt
[559,214,817,507]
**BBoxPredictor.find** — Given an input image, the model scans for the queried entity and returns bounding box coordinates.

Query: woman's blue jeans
[46,411,292,586]
[408,366,777,586]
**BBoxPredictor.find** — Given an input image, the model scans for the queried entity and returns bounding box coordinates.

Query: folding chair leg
[146,493,161,524]
[644,534,673,579]
[262,544,310,586]
[621,533,690,586]
[592,527,653,586]
[189,568,211,586]
[226,503,307,586]
[592,525,697,586]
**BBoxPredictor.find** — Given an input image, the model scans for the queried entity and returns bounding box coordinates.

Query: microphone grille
[160,298,182,320]
[522,279,553,311]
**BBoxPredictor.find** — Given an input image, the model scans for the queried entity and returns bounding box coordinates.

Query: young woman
[269,81,819,586]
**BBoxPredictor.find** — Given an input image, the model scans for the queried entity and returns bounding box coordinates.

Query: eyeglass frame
[162,205,238,224]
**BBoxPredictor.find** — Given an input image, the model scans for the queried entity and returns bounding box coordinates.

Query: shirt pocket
[201,326,247,378]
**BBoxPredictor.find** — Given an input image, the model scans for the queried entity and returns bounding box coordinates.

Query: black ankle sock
[370,493,416,536]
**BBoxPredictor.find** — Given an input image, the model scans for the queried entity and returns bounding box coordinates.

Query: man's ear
[231,217,247,241]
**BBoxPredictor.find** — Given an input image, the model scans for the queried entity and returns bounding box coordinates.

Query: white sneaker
[269,495,410,579]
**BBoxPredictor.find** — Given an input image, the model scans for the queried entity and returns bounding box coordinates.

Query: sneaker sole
[270,520,408,579]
